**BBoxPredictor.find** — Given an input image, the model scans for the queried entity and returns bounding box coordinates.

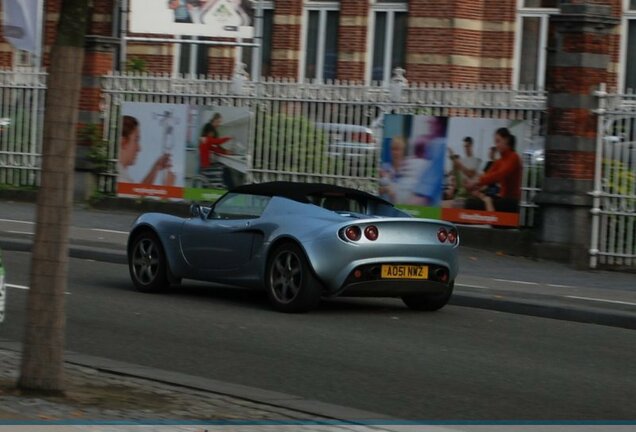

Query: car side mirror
[190,203,202,218]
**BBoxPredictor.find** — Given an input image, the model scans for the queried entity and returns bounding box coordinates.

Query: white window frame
[366,0,408,85]
[173,36,206,77]
[619,0,636,92]
[513,0,559,89]
[236,0,274,80]
[299,1,340,83]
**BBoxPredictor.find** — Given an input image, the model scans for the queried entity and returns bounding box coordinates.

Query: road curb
[0,339,391,422]
[0,237,127,265]
[451,292,636,330]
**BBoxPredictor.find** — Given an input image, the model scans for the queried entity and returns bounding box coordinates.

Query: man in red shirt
[465,127,522,213]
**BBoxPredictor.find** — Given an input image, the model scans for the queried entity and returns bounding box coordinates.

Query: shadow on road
[96,277,414,314]
[171,283,414,314]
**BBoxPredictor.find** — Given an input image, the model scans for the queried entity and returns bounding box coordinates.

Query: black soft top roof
[231,181,392,205]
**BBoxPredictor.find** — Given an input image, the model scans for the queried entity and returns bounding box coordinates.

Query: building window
[623,1,636,90]
[369,1,407,84]
[514,1,559,89]
[240,5,274,79]
[176,37,208,76]
[523,0,558,6]
[13,50,35,69]
[625,21,636,90]
[302,2,340,82]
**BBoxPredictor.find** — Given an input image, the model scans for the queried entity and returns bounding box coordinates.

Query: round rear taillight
[364,225,379,241]
[447,229,457,244]
[437,227,448,243]
[344,225,362,241]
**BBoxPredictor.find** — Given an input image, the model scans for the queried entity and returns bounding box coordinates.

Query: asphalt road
[1,250,635,420]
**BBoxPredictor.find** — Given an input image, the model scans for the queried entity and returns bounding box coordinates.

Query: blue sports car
[127,182,459,312]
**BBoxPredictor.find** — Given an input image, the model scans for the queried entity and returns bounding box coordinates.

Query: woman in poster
[465,127,522,213]
[118,115,176,186]
[199,113,242,189]
[199,113,232,168]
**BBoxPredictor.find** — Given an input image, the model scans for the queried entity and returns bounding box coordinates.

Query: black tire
[265,242,322,313]
[128,231,170,293]
[402,282,454,311]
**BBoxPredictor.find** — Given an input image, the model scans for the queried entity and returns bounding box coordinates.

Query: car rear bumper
[301,220,460,292]
[332,262,453,297]
[336,280,451,297]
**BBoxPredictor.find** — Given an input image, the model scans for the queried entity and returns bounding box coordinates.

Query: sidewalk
[0,350,317,422]
[0,345,390,425]
[0,200,635,329]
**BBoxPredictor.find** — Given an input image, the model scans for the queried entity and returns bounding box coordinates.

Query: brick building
[0,0,633,89]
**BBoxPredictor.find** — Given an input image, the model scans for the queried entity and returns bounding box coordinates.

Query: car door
[179,218,255,273]
[179,193,270,274]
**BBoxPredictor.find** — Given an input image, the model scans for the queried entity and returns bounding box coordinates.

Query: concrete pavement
[0,343,388,422]
[0,346,381,422]
[0,200,635,328]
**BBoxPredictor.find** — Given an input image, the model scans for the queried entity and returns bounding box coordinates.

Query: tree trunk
[18,0,89,393]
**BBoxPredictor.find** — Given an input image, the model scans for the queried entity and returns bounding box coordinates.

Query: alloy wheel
[132,238,160,285]
[270,251,302,304]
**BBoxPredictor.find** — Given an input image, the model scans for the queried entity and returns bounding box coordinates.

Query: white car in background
[316,123,378,159]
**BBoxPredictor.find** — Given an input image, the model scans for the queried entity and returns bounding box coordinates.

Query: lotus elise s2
[127,182,459,312]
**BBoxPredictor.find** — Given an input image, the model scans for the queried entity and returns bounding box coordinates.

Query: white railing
[0,68,46,187]
[590,86,636,269]
[100,72,547,227]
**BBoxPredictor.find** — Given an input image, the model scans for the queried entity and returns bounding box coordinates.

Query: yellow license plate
[381,265,428,280]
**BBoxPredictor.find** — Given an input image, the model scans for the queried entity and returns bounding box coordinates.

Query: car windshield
[306,193,408,217]
[210,193,271,219]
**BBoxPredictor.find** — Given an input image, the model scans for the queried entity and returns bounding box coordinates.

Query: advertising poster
[184,106,251,201]
[117,102,252,202]
[379,115,448,219]
[129,0,254,39]
[380,115,527,227]
[117,103,188,199]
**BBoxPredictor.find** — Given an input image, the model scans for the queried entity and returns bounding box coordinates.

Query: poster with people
[184,106,251,201]
[129,0,254,39]
[117,103,188,199]
[379,115,448,219]
[117,102,252,201]
[380,115,527,227]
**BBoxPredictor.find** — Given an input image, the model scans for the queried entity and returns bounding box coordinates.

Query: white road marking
[565,295,636,307]
[548,283,574,288]
[91,228,128,235]
[6,283,71,295]
[0,219,34,225]
[7,230,33,235]
[456,283,488,289]
[494,278,539,285]
[0,220,128,235]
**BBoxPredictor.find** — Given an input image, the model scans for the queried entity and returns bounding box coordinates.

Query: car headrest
[322,196,350,212]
